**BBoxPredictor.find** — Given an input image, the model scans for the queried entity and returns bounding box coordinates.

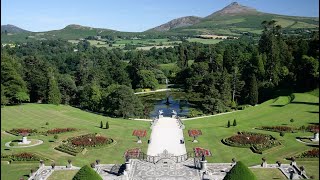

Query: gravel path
[147,117,186,156]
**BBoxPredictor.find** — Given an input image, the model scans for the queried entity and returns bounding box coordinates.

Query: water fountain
[165,78,170,105]
[18,132,31,145]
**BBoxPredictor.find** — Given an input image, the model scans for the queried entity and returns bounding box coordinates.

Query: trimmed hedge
[73,165,102,180]
[223,161,257,180]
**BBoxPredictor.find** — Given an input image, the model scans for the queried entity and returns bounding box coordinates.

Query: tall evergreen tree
[1,53,29,104]
[105,121,109,129]
[248,74,258,106]
[47,70,61,105]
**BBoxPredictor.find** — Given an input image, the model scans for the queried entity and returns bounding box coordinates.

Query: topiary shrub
[223,161,257,180]
[72,165,102,180]
[105,121,109,129]
[54,135,58,139]
[233,119,237,126]
[280,131,285,137]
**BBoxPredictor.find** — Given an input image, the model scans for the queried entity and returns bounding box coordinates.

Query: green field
[1,92,319,179]
[1,104,150,179]
[186,38,223,44]
[47,170,78,180]
[183,92,319,178]
[251,168,287,180]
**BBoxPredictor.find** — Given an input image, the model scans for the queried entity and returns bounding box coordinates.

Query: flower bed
[296,148,319,158]
[1,152,47,162]
[258,126,295,132]
[54,134,113,156]
[132,130,147,137]
[194,147,212,157]
[7,127,77,136]
[47,128,76,134]
[306,125,319,132]
[7,128,38,136]
[54,144,83,156]
[124,148,141,158]
[223,132,281,154]
[188,129,202,137]
[70,134,112,147]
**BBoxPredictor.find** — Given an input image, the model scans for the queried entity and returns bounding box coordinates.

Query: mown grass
[251,168,287,180]
[187,38,223,44]
[1,104,150,179]
[1,92,318,179]
[183,93,318,176]
[47,170,78,180]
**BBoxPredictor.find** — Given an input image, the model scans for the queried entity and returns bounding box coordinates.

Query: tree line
[1,21,318,117]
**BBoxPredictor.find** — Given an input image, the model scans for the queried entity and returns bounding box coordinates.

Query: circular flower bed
[222,132,281,154]
[70,134,112,147]
[54,134,113,156]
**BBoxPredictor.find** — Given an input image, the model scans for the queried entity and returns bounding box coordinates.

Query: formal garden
[1,91,319,179]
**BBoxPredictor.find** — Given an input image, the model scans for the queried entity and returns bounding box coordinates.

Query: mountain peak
[147,16,202,32]
[229,2,239,6]
[1,24,30,33]
[206,2,257,18]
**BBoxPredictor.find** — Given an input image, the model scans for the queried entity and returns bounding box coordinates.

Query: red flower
[188,130,202,137]
[132,130,147,137]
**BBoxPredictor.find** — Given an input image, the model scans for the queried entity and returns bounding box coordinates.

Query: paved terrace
[147,117,186,156]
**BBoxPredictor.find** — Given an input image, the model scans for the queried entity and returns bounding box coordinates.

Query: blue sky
[1,0,319,32]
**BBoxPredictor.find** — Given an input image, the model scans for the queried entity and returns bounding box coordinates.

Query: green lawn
[1,92,318,179]
[296,160,319,179]
[251,168,287,180]
[1,162,38,180]
[183,93,318,174]
[1,104,150,179]
[186,38,223,44]
[47,170,78,180]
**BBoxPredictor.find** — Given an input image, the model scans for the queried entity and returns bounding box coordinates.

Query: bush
[280,132,285,137]
[233,119,237,126]
[9,142,14,147]
[54,135,58,139]
[46,122,49,125]
[223,161,257,180]
[72,165,102,180]
[105,122,109,129]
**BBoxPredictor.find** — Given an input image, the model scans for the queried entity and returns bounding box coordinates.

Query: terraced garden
[1,92,319,179]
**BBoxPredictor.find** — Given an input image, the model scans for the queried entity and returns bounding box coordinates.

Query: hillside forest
[1,21,319,118]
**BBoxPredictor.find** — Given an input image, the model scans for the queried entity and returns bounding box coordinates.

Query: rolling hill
[154,2,319,36]
[1,2,319,43]
[1,24,30,33]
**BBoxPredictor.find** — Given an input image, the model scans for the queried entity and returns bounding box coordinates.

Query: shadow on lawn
[270,105,285,107]
[306,144,319,148]
[290,102,319,106]
[307,111,319,114]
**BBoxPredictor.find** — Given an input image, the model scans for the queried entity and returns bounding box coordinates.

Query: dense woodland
[1,21,319,118]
